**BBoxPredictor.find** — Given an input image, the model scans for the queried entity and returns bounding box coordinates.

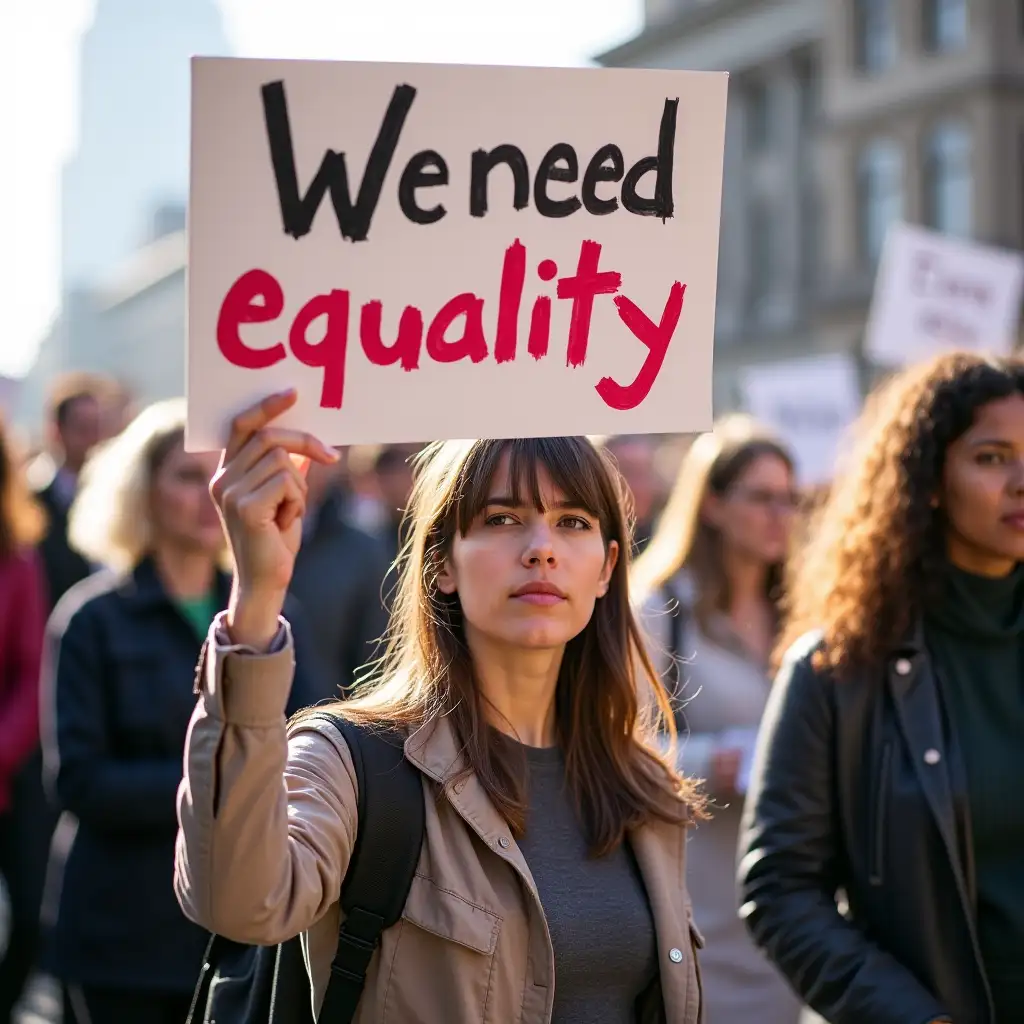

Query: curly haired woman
[738,352,1024,1024]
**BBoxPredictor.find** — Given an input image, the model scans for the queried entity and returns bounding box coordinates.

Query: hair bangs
[454,437,614,538]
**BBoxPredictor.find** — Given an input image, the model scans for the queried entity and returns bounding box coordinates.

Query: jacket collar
[404,714,514,848]
[403,711,691,848]
[883,629,978,907]
[404,713,538,894]
[883,624,992,997]
[404,712,465,786]
[117,555,231,612]
[403,715,691,904]
[404,712,692,1017]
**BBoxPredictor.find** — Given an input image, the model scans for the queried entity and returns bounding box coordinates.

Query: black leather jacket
[738,629,995,1024]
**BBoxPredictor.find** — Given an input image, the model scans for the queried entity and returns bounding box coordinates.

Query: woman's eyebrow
[967,437,1016,449]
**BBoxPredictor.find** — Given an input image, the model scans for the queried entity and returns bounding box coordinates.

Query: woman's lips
[513,592,566,606]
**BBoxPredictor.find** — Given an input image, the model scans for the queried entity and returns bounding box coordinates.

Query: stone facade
[598,0,1024,406]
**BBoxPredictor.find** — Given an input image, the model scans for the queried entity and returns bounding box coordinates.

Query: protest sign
[186,57,728,450]
[865,222,1024,367]
[739,352,862,485]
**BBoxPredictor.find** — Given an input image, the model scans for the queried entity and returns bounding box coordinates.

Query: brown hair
[299,436,702,855]
[0,415,46,560]
[631,414,794,637]
[777,351,1024,678]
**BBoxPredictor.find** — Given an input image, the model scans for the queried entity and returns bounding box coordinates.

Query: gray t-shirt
[512,739,659,1023]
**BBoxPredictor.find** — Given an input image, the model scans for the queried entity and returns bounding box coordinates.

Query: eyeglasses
[728,487,801,512]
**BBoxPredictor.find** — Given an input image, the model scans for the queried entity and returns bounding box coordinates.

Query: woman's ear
[435,560,458,595]
[596,540,619,598]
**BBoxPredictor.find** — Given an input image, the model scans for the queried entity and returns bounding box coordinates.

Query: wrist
[227,587,285,652]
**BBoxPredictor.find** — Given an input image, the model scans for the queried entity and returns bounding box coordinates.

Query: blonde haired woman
[174,391,706,1022]
[41,399,316,1024]
[632,414,802,1024]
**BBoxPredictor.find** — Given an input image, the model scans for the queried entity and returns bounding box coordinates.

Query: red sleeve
[0,550,47,775]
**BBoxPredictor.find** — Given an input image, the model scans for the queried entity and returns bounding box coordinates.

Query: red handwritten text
[215,239,685,412]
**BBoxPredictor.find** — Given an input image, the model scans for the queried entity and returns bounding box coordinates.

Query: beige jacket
[174,616,704,1023]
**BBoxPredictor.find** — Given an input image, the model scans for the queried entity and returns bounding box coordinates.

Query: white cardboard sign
[739,352,862,485]
[186,58,728,450]
[865,222,1024,367]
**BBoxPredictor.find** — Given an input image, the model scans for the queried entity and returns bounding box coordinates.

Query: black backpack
[186,712,426,1024]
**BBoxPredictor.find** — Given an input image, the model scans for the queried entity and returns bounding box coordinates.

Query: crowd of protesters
[0,350,1021,1023]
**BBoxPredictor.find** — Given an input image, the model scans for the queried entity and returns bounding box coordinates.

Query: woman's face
[437,453,618,653]
[704,453,796,567]
[150,443,223,556]
[941,393,1024,577]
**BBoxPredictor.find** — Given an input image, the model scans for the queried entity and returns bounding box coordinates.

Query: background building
[816,0,1024,371]
[60,0,228,298]
[599,0,1024,406]
[599,0,826,411]
[16,0,228,434]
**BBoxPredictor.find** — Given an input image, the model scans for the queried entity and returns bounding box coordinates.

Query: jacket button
[669,947,683,963]
[498,836,510,849]
[924,748,941,765]
[894,658,912,675]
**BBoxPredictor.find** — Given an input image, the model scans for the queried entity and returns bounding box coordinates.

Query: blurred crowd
[2,349,1023,1023]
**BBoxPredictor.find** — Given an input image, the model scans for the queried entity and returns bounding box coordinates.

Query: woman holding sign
[632,415,802,1024]
[175,390,706,1023]
[739,352,1024,1024]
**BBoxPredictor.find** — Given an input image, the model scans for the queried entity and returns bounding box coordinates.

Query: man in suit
[288,454,393,702]
[31,380,104,609]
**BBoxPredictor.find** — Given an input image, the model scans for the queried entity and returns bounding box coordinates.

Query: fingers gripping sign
[211,389,339,649]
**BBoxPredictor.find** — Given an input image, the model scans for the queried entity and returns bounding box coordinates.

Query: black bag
[186,712,426,1024]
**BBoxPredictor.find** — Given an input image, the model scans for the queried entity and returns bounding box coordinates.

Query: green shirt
[176,591,220,642]
[925,563,1024,1021]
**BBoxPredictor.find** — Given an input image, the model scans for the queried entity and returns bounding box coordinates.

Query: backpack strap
[307,712,425,1024]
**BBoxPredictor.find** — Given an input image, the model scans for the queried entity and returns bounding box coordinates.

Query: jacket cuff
[199,611,295,726]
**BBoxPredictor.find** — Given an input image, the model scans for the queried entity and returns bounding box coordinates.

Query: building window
[749,202,780,318]
[924,122,972,237]
[857,140,904,267]
[796,56,820,129]
[923,0,968,52]
[801,182,820,293]
[854,0,898,73]
[747,80,772,153]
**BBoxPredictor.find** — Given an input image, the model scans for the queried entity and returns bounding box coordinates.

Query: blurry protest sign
[865,222,1024,368]
[186,57,728,450]
[739,352,861,485]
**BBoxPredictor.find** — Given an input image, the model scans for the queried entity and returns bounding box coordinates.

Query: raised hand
[210,389,338,649]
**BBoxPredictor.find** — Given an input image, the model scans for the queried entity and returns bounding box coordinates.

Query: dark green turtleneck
[925,562,1024,1021]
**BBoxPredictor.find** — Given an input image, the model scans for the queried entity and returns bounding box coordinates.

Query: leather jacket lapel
[886,649,969,900]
